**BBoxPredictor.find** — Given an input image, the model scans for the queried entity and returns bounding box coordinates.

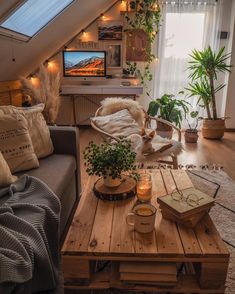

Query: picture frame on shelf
[105,44,122,68]
[98,20,123,41]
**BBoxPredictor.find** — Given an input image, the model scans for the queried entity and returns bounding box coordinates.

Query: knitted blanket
[0,175,61,294]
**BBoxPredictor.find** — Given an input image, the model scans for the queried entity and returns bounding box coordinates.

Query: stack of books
[157,187,215,228]
[119,261,177,287]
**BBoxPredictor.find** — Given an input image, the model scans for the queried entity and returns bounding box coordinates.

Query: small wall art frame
[105,44,122,68]
[98,20,123,41]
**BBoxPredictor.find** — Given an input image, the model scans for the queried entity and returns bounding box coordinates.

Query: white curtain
[152,0,223,128]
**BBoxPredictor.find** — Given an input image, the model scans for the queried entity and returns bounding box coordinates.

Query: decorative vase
[184,130,199,143]
[156,121,173,139]
[202,119,225,139]
[103,176,122,188]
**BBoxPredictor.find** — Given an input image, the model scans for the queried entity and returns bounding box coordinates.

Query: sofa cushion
[91,109,141,138]
[0,113,39,173]
[15,154,77,238]
[0,151,17,187]
[0,103,54,159]
[15,154,76,199]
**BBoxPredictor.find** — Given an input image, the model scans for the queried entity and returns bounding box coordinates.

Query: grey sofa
[15,126,81,245]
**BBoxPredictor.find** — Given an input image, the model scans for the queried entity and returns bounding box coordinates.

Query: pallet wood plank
[62,256,90,280]
[171,169,203,257]
[154,170,184,256]
[110,198,136,253]
[88,198,114,253]
[62,176,98,254]
[194,213,229,257]
[200,262,229,289]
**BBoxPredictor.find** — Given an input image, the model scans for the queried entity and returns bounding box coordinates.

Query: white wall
[0,0,116,81]
[225,0,235,128]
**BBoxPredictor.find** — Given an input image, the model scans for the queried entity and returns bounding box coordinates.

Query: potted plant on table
[147,93,190,138]
[185,111,200,143]
[187,46,232,139]
[83,139,136,188]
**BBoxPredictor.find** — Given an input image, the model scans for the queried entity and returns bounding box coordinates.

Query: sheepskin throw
[100,97,145,128]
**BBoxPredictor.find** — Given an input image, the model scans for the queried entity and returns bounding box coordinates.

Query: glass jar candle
[136,173,152,202]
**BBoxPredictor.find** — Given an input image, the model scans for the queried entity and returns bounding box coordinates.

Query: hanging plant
[124,0,161,95]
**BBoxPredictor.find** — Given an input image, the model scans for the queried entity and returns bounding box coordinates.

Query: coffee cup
[126,203,156,233]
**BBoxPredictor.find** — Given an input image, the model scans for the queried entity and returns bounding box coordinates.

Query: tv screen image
[63,51,106,77]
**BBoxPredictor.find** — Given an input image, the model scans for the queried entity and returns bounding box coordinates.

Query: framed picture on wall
[126,29,150,61]
[105,44,122,68]
[98,21,123,40]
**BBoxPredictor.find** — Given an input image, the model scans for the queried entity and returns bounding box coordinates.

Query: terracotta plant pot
[184,130,199,143]
[202,119,225,139]
[103,176,122,188]
[156,121,173,139]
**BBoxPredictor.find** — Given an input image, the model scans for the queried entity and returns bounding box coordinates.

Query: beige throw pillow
[0,104,53,158]
[91,109,141,138]
[0,151,17,187]
[0,114,39,173]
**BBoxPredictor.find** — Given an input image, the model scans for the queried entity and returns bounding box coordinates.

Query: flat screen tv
[63,50,106,77]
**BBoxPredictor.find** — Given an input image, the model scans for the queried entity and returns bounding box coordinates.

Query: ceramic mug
[126,203,156,233]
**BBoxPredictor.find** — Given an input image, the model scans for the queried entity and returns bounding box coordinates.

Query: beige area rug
[188,170,235,294]
[63,170,235,294]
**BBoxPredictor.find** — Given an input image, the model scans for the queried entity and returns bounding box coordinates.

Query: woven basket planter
[184,130,199,143]
[202,119,225,139]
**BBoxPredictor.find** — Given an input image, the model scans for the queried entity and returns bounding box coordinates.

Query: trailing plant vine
[124,0,161,96]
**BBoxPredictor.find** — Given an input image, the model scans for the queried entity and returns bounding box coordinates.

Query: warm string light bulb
[100,13,106,20]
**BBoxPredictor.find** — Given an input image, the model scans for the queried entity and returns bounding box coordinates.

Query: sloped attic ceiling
[0,0,115,81]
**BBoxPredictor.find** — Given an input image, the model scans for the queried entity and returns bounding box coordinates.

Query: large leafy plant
[187,46,231,120]
[147,93,190,128]
[83,140,136,179]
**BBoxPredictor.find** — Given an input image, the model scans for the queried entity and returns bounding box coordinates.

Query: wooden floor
[79,127,235,189]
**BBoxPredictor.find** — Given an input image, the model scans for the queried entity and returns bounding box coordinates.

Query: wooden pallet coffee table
[61,169,230,293]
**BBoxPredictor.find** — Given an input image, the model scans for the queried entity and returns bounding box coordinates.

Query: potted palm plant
[187,46,231,139]
[185,111,200,143]
[83,139,136,188]
[147,93,190,138]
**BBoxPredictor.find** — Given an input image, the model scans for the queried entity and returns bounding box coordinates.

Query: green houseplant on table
[187,46,232,139]
[147,93,190,138]
[83,139,136,188]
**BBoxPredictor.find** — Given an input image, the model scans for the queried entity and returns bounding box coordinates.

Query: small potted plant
[83,139,136,187]
[185,111,200,143]
[147,93,190,138]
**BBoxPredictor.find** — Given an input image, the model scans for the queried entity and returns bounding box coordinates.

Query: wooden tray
[93,176,136,201]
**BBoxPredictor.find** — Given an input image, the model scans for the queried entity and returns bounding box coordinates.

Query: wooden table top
[62,169,229,261]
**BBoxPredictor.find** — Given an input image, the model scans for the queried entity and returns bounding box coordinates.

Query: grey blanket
[0,175,61,294]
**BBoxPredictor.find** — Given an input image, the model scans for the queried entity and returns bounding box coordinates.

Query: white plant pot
[103,176,122,188]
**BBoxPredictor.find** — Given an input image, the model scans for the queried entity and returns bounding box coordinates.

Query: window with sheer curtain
[152,0,224,127]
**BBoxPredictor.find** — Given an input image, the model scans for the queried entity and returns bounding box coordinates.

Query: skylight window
[0,0,75,40]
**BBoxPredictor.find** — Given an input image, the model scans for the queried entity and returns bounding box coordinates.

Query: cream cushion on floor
[0,104,53,158]
[0,113,39,173]
[0,151,17,187]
